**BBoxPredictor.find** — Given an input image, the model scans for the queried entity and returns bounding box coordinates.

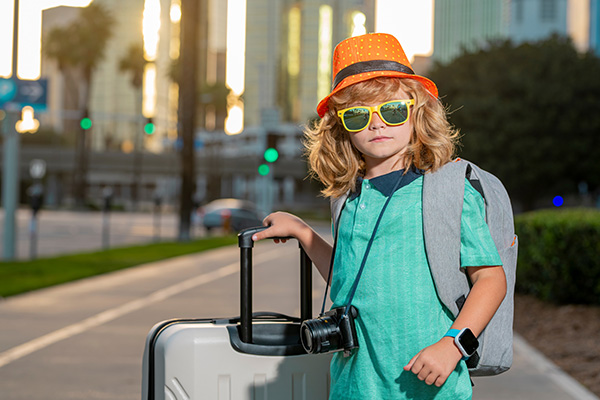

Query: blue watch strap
[444,328,461,338]
[444,328,469,360]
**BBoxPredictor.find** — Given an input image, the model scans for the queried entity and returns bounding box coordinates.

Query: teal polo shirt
[329,169,502,400]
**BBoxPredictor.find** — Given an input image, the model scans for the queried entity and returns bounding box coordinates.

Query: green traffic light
[258,164,270,176]
[264,147,279,163]
[80,117,92,130]
[144,123,156,135]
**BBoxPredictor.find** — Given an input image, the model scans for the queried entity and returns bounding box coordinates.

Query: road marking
[0,248,284,368]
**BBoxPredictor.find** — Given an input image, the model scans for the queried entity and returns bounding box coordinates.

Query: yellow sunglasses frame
[337,99,415,132]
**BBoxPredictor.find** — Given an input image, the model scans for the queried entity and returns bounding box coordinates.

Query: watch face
[459,329,479,356]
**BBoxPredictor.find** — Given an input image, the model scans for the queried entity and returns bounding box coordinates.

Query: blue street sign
[0,78,48,111]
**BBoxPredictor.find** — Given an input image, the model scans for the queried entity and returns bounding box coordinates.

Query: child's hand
[403,337,463,387]
[251,212,309,243]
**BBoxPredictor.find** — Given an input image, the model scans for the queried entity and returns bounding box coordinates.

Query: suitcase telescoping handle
[238,226,312,344]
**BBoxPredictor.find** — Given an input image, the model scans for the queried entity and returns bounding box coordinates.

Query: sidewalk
[473,334,598,399]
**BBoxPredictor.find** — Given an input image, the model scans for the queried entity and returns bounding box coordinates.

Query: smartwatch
[444,328,479,360]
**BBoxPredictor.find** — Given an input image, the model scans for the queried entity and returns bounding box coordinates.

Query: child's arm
[251,212,333,281]
[403,264,507,387]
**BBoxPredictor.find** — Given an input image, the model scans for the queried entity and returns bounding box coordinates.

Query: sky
[375,0,435,61]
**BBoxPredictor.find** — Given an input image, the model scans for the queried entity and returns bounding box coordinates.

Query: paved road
[0,210,597,399]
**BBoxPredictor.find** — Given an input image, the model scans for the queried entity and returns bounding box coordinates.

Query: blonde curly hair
[304,77,460,198]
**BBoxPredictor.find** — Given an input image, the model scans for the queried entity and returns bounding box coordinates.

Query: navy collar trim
[349,168,423,200]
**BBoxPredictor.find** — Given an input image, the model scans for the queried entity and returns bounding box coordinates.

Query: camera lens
[300,316,341,354]
[301,324,312,350]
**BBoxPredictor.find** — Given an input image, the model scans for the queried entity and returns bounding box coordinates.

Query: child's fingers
[434,375,447,387]
[251,225,275,242]
[252,226,291,243]
[424,372,438,386]
[403,351,422,371]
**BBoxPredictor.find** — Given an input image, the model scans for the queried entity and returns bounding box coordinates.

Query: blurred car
[198,198,265,232]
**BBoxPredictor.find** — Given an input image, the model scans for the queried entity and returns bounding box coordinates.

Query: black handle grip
[237,226,312,344]
[238,225,292,248]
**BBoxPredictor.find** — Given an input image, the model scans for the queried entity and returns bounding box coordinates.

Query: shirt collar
[349,167,423,200]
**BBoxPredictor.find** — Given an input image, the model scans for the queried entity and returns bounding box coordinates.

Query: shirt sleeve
[460,179,503,268]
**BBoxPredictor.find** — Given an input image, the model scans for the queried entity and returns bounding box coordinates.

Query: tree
[428,35,600,210]
[167,59,231,129]
[44,3,115,206]
[45,24,82,134]
[71,4,115,108]
[45,3,115,115]
[119,42,146,90]
[119,42,147,207]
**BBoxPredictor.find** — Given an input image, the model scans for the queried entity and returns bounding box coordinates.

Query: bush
[515,208,600,305]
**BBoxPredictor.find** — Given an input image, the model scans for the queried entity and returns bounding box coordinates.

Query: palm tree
[118,42,146,207]
[44,24,81,134]
[44,3,115,207]
[119,42,146,90]
[70,4,115,112]
[167,58,231,130]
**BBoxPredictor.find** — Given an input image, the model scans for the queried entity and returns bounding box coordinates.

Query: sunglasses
[337,99,415,132]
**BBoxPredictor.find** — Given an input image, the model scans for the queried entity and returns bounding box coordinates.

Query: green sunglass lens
[380,102,408,125]
[343,108,370,131]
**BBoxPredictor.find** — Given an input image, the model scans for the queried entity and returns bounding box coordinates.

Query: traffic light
[259,147,279,175]
[80,117,92,130]
[258,164,270,176]
[144,118,156,135]
[80,109,92,130]
[258,133,280,175]
[263,147,279,163]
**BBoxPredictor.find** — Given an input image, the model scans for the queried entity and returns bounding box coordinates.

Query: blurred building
[41,0,228,155]
[243,0,375,128]
[200,0,376,209]
[433,0,597,64]
[41,0,376,152]
[433,0,509,64]
[33,0,379,209]
[41,0,377,150]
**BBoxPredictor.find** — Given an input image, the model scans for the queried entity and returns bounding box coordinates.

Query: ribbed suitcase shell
[142,227,333,399]
[142,320,332,399]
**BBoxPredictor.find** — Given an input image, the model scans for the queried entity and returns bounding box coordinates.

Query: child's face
[345,87,413,177]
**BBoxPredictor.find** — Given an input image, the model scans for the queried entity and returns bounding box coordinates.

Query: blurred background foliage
[429,35,600,211]
[514,208,600,305]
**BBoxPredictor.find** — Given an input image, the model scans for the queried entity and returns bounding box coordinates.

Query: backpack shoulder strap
[330,192,349,233]
[422,159,472,317]
[465,163,516,251]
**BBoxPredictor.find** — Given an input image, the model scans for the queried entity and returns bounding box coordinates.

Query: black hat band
[332,60,415,90]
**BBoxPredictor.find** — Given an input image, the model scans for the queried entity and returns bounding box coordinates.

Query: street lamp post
[2,0,21,260]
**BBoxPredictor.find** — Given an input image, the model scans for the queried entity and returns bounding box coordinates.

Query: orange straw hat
[316,33,438,118]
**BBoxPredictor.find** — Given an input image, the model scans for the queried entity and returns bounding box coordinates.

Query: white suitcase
[142,227,333,400]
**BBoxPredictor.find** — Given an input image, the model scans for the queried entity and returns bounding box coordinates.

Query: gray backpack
[422,158,517,376]
[330,158,518,376]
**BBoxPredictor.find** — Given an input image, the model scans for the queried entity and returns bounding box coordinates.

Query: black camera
[300,306,359,357]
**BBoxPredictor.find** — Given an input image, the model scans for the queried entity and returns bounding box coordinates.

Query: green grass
[0,235,238,298]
